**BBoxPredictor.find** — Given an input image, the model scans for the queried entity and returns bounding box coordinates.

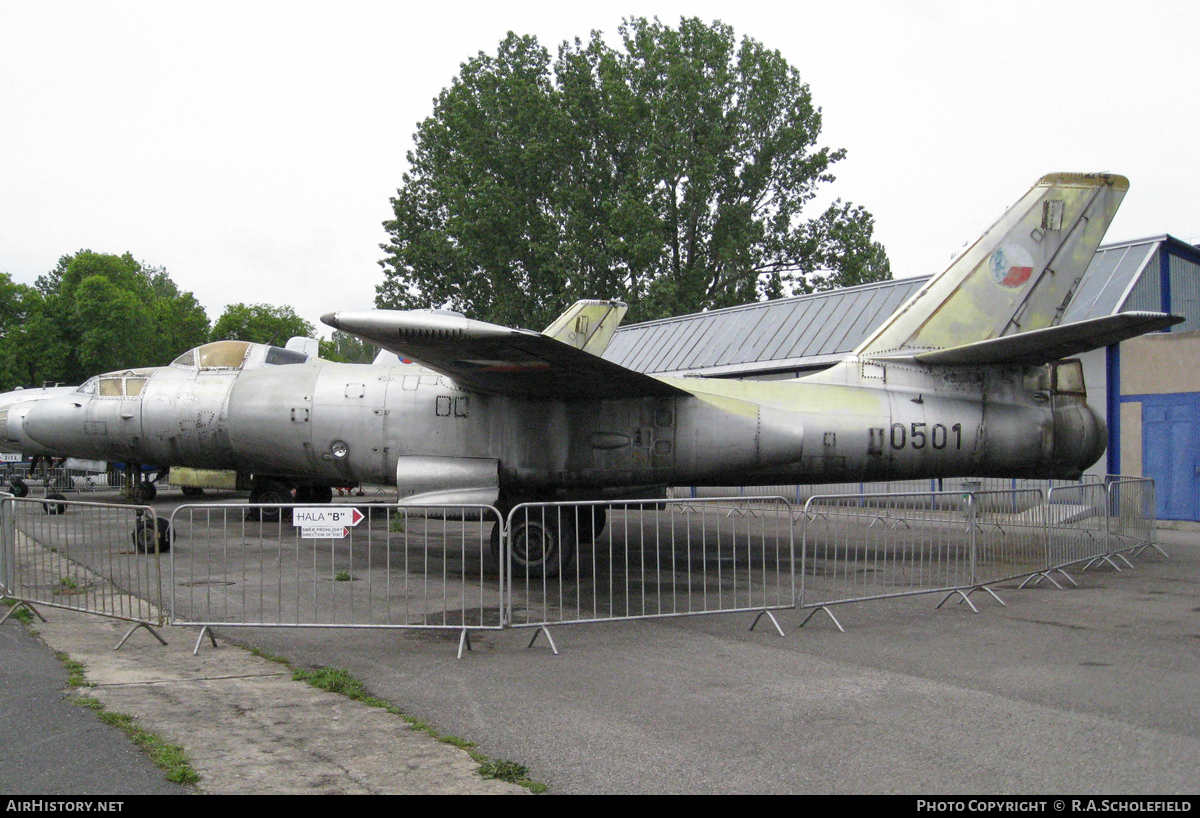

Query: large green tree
[0,273,66,391]
[210,303,315,346]
[4,251,211,387]
[378,17,890,329]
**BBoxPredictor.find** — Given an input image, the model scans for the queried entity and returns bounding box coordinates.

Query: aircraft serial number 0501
[880,422,964,451]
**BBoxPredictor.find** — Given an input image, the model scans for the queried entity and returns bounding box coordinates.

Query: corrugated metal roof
[604,277,929,375]
[606,236,1195,377]
[1061,236,1160,323]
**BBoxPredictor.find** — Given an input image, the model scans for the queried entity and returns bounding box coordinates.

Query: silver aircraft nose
[21,396,88,453]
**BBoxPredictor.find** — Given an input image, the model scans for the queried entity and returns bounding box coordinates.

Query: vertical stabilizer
[542,299,629,356]
[855,173,1129,359]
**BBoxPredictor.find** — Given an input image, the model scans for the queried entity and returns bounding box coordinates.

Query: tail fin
[855,173,1129,360]
[541,299,628,355]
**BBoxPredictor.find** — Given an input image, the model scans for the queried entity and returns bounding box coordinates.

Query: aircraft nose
[22,397,84,449]
[321,312,340,329]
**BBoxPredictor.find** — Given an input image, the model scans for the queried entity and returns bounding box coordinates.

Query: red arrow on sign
[349,508,364,526]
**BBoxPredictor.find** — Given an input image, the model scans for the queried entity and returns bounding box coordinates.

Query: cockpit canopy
[74,341,311,396]
[169,340,310,371]
[75,369,153,397]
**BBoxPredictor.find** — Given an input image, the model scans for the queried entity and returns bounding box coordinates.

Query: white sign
[0,453,23,463]
[292,507,364,538]
[292,507,365,527]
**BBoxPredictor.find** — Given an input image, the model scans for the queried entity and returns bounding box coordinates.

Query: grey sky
[2,0,1196,336]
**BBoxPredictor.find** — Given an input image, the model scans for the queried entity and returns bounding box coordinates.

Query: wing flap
[322,309,686,399]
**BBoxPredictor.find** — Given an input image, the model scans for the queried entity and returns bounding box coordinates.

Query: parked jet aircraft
[8,172,1181,572]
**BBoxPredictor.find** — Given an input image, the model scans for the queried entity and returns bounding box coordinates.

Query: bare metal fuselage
[15,353,1104,501]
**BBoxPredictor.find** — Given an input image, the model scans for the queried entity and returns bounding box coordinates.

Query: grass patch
[2,598,34,624]
[246,644,291,665]
[56,652,93,688]
[58,656,198,786]
[388,514,406,533]
[73,695,200,785]
[334,571,352,582]
[293,665,545,792]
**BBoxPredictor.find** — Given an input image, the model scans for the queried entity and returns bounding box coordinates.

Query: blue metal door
[1141,394,1200,521]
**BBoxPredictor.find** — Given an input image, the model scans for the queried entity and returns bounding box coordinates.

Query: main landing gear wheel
[294,485,333,504]
[131,481,157,502]
[506,515,576,578]
[247,479,291,521]
[574,506,607,543]
[42,493,67,515]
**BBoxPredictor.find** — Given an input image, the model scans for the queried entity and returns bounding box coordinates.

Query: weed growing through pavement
[292,666,546,793]
[57,655,199,786]
[73,696,200,785]
[2,598,33,624]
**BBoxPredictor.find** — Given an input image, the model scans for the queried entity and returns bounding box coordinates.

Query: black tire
[489,521,502,566]
[294,485,333,504]
[574,506,607,543]
[8,477,28,498]
[508,514,576,578]
[42,492,67,515]
[131,480,156,502]
[133,517,173,554]
[181,486,205,497]
[247,479,290,522]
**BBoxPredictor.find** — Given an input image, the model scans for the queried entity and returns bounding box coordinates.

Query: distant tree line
[0,250,355,392]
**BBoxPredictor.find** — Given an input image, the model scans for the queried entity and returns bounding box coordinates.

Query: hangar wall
[1118,329,1200,521]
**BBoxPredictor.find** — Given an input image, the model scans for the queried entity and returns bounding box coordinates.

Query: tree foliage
[379,16,890,329]
[0,251,211,390]
[319,330,378,364]
[210,303,315,346]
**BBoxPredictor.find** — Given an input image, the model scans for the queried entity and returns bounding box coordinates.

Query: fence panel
[1106,478,1158,556]
[168,503,506,632]
[2,466,121,497]
[800,490,991,608]
[505,498,795,629]
[1037,483,1110,572]
[0,496,163,625]
[968,489,1054,585]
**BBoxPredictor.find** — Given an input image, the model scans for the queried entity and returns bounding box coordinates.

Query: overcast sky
[2,0,1197,337]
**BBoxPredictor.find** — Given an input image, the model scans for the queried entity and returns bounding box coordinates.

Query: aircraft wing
[322,309,687,400]
[901,312,1184,366]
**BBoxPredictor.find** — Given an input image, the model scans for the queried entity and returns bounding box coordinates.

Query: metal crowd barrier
[1105,477,1160,558]
[1023,483,1110,586]
[504,498,795,650]
[0,495,167,647]
[1,466,120,496]
[168,503,505,657]
[799,490,1002,627]
[798,480,1163,628]
[0,480,1162,653]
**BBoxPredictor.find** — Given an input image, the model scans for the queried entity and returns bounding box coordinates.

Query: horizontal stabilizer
[905,312,1183,366]
[321,309,686,400]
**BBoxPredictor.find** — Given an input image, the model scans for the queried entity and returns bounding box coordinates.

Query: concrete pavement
[0,606,527,795]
